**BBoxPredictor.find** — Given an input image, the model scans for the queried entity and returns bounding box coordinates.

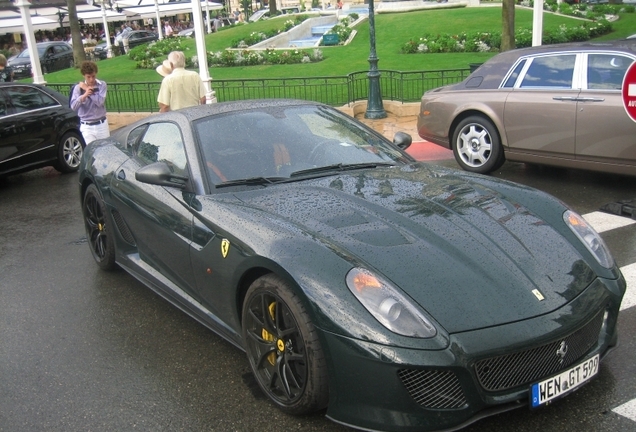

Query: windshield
[17,46,47,58]
[193,104,411,186]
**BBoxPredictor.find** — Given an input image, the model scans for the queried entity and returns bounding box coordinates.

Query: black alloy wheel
[83,184,116,270]
[242,274,328,415]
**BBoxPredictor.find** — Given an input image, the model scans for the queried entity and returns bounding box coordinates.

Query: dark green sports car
[79,100,625,432]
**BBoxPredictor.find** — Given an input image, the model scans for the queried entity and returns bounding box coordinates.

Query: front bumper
[320,276,624,432]
[10,66,31,79]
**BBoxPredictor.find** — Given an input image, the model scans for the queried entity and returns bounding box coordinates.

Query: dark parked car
[7,41,74,79]
[93,30,158,59]
[417,40,636,176]
[119,30,158,55]
[0,83,84,177]
[79,99,624,432]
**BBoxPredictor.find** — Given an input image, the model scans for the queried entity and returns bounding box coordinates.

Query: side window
[588,54,633,90]
[126,124,147,152]
[5,86,58,114]
[135,122,188,177]
[520,55,576,89]
[502,59,526,88]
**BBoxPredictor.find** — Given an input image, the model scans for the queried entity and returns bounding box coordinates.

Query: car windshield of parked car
[194,105,409,185]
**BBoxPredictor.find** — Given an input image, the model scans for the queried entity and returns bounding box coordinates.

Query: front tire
[83,184,117,271]
[242,274,328,415]
[451,115,505,174]
[54,132,85,173]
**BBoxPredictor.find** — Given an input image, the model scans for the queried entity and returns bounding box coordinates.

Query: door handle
[576,97,605,102]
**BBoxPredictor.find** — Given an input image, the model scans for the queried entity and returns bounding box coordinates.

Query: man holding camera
[70,61,110,144]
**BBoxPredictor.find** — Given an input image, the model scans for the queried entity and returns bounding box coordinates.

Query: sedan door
[0,85,60,174]
[503,54,578,158]
[575,53,636,168]
[109,122,200,297]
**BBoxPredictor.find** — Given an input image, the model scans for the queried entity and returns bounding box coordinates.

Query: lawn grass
[43,6,633,84]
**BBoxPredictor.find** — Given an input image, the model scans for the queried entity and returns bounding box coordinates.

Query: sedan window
[4,86,58,113]
[587,53,633,90]
[502,59,526,88]
[520,55,576,88]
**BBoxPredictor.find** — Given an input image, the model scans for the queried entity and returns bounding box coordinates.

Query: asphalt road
[1,154,635,432]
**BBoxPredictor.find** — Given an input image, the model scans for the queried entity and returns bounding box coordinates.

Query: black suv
[7,42,75,79]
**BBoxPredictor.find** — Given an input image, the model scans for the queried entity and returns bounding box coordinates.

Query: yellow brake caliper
[262,301,278,366]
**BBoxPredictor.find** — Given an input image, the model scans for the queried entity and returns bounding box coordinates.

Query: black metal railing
[49,68,470,113]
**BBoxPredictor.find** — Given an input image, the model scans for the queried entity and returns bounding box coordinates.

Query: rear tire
[452,115,505,174]
[242,274,328,415]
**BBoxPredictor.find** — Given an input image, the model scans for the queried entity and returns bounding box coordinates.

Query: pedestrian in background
[70,61,110,144]
[157,51,205,112]
[164,20,174,37]
[0,54,13,82]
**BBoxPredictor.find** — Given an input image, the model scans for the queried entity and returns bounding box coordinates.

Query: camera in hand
[80,87,98,95]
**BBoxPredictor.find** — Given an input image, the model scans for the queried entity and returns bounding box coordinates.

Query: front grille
[398,369,467,409]
[474,310,605,392]
[111,209,136,246]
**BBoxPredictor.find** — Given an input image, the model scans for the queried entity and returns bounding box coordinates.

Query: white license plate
[530,354,599,408]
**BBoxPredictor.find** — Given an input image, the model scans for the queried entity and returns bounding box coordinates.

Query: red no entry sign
[623,61,636,123]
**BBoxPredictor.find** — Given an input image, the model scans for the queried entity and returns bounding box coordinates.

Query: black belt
[81,117,106,126]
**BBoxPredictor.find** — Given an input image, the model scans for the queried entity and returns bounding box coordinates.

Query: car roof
[35,41,72,47]
[456,39,636,90]
[152,99,325,123]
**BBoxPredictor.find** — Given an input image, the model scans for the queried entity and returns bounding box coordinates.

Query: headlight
[564,210,614,269]
[346,267,437,338]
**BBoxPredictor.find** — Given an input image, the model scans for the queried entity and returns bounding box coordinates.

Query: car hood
[8,57,30,67]
[232,164,595,333]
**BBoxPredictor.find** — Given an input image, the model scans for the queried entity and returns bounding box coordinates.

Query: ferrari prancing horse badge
[221,239,230,258]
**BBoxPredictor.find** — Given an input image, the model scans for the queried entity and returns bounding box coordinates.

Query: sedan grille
[474,310,605,392]
[398,369,467,409]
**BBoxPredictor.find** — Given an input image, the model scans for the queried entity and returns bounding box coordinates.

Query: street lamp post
[364,0,386,119]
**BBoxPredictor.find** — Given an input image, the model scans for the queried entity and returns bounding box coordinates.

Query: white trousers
[80,119,110,145]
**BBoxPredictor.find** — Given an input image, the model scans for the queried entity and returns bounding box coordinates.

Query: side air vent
[111,209,136,246]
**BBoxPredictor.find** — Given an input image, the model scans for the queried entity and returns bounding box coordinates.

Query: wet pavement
[1,138,636,432]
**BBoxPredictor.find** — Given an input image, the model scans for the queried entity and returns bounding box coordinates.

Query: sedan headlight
[564,210,614,269]
[346,267,437,338]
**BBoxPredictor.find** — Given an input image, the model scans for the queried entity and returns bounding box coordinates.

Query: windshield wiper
[290,162,395,178]
[216,176,286,188]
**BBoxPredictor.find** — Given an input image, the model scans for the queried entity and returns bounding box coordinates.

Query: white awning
[0,1,222,34]
[122,1,223,20]
[0,14,59,34]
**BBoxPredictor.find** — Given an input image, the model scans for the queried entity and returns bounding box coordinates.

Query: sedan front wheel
[452,115,505,174]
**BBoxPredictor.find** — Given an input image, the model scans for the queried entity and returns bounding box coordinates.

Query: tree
[501,0,515,52]
[66,0,86,66]
[269,0,278,15]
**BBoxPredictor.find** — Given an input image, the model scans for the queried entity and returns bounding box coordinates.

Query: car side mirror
[135,161,188,189]
[393,131,412,151]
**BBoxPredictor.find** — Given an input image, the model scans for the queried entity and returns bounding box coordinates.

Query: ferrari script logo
[221,239,230,258]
